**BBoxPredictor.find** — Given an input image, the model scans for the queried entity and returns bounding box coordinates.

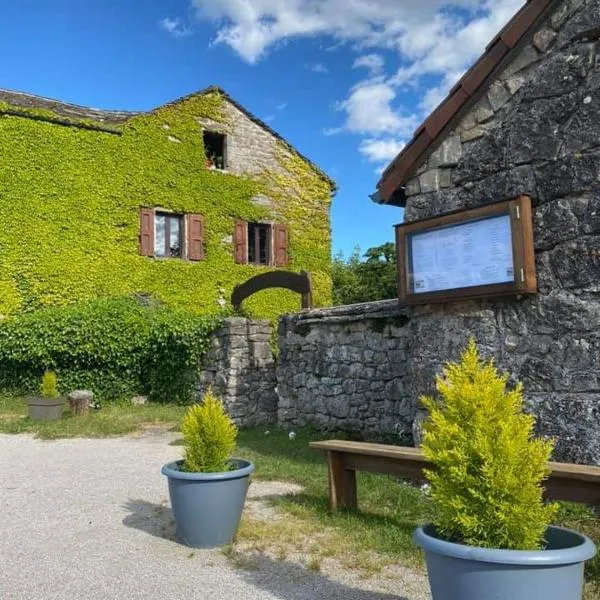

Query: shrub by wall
[0,297,220,403]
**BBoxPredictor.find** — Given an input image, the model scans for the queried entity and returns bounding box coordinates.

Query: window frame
[154,211,185,259]
[247,222,272,266]
[203,130,227,171]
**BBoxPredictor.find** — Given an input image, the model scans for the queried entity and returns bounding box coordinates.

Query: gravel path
[0,433,430,600]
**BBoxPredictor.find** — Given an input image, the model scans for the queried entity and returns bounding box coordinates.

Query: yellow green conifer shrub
[421,338,558,550]
[181,388,237,473]
[41,370,58,398]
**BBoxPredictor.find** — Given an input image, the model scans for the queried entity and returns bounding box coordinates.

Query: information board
[395,196,537,305]
[409,214,514,294]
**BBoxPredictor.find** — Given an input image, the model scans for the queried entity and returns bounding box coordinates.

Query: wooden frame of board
[395,195,537,305]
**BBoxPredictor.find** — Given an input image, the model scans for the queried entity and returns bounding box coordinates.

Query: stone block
[487,82,511,112]
[533,28,557,53]
[404,177,421,196]
[419,169,442,193]
[475,98,495,123]
[461,127,485,142]
[501,44,539,79]
[428,136,462,168]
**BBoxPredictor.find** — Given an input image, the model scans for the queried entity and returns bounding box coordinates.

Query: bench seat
[310,440,600,510]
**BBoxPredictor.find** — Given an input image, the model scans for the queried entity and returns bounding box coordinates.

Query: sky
[1,0,524,257]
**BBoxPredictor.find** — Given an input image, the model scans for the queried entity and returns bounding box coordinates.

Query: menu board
[408,214,514,294]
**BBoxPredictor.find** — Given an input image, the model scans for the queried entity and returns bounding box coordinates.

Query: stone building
[0,86,335,319]
[370,0,600,463]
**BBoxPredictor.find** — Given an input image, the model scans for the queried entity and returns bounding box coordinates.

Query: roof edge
[376,0,560,206]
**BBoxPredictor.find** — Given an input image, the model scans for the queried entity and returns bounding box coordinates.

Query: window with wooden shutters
[233,220,248,264]
[186,214,204,261]
[273,224,288,267]
[139,208,154,256]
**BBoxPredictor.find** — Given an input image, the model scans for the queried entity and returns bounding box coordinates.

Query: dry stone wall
[197,318,278,426]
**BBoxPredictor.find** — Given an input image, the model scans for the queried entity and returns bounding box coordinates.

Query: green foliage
[421,338,558,551]
[0,91,332,321]
[332,243,397,305]
[181,388,238,473]
[41,371,58,398]
[0,297,220,403]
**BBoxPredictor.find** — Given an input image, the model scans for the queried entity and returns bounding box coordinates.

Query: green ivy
[0,91,333,320]
[0,297,220,403]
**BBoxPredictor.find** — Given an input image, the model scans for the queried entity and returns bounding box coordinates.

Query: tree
[332,242,397,305]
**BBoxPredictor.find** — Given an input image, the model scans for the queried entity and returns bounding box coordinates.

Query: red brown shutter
[139,208,154,256]
[273,224,288,267]
[233,220,248,264]
[187,214,204,261]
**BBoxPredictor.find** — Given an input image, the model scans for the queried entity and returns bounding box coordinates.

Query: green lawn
[237,427,600,596]
[1,398,598,595]
[0,395,186,438]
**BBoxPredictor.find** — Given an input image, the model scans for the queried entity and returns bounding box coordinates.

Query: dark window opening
[155,212,183,258]
[248,223,271,265]
[203,131,226,170]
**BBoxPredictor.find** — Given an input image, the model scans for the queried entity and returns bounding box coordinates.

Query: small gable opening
[203,130,226,170]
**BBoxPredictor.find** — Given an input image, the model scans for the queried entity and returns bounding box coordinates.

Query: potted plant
[161,389,254,548]
[414,339,596,600]
[26,370,66,421]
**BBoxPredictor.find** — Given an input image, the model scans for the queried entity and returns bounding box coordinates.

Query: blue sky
[1,0,523,257]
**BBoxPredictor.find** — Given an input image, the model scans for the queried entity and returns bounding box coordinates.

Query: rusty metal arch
[231,270,312,311]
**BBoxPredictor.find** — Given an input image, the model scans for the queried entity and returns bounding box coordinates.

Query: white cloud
[359,138,406,163]
[306,62,329,74]
[337,81,418,136]
[190,0,526,169]
[160,17,192,38]
[353,54,385,75]
[277,102,288,110]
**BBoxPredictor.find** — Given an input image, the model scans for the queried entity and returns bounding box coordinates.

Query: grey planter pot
[26,396,65,421]
[414,524,596,600]
[161,459,254,548]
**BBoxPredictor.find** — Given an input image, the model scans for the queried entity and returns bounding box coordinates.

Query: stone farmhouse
[0,86,335,319]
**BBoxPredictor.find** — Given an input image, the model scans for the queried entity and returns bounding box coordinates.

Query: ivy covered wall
[0,90,334,319]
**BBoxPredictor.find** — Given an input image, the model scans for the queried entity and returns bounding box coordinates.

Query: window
[139,209,204,261]
[203,130,226,170]
[248,223,271,265]
[233,220,288,267]
[155,212,183,258]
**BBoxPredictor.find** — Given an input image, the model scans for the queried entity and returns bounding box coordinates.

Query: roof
[0,85,336,191]
[376,0,559,206]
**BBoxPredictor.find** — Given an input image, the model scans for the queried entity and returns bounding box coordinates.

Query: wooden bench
[310,439,600,510]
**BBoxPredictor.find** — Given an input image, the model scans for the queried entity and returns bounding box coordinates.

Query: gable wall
[398,0,600,463]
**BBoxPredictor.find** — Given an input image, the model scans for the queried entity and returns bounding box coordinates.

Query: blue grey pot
[161,458,254,549]
[414,524,596,600]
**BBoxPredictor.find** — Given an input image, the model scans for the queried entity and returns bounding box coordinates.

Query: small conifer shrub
[181,388,237,473]
[421,338,557,551]
[41,371,59,399]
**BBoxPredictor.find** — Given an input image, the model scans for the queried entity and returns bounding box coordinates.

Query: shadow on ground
[238,553,414,600]
[122,499,176,541]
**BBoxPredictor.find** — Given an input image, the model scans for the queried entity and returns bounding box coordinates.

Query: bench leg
[327,451,357,510]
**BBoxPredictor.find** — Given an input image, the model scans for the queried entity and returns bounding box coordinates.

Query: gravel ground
[0,433,430,600]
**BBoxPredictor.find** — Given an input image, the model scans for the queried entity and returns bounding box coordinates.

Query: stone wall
[277,301,413,442]
[396,0,600,464]
[198,318,278,426]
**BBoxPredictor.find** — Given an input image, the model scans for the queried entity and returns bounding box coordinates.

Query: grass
[236,427,600,596]
[0,395,186,439]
